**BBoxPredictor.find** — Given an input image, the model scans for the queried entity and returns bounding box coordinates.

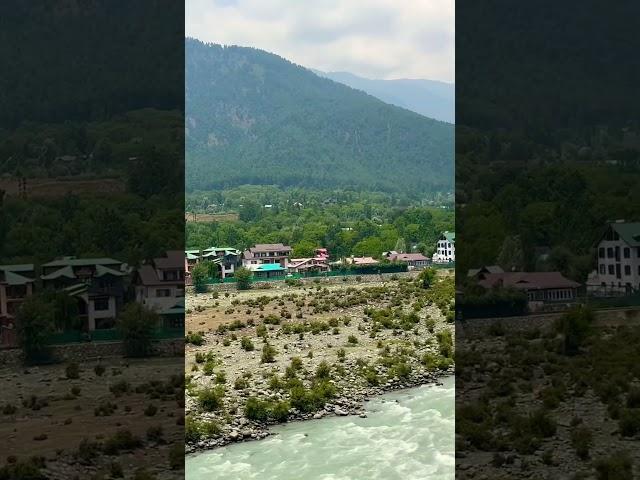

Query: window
[608,265,615,275]
[599,247,605,258]
[156,289,171,297]
[599,264,606,274]
[624,247,631,258]
[607,247,614,258]
[625,265,631,276]
[94,297,110,311]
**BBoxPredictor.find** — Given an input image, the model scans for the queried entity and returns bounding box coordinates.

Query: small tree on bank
[191,261,212,293]
[555,305,593,355]
[117,303,160,357]
[418,267,437,289]
[235,267,252,291]
[16,294,56,364]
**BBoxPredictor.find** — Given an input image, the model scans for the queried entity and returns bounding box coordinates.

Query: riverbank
[187,377,454,480]
[185,272,455,454]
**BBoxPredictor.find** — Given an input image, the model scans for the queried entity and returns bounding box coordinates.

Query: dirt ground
[0,355,184,479]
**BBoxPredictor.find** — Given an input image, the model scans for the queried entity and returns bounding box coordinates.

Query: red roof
[388,253,429,262]
[478,272,581,291]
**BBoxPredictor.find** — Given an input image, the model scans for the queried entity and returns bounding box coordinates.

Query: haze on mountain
[186,38,453,194]
[314,70,454,123]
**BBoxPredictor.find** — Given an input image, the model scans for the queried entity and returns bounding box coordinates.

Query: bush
[595,452,633,480]
[241,336,255,351]
[315,361,331,380]
[144,404,158,416]
[65,362,80,379]
[347,335,358,345]
[570,426,592,459]
[197,387,224,412]
[94,364,106,376]
[76,439,101,464]
[185,332,204,346]
[146,425,164,443]
[103,429,142,455]
[261,344,277,363]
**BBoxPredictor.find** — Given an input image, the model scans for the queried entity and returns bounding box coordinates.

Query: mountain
[185,38,453,193]
[314,71,454,123]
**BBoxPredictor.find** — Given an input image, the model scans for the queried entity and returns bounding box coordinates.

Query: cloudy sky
[185,0,454,82]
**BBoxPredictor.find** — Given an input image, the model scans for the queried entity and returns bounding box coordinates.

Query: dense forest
[185,39,453,193]
[186,186,453,259]
[0,0,183,129]
[456,1,640,283]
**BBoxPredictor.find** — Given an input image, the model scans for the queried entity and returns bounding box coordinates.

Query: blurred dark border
[456,1,640,478]
[0,1,185,478]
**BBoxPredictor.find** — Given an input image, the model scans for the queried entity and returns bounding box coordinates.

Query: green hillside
[185,38,453,193]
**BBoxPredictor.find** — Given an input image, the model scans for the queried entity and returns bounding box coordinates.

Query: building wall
[594,239,640,293]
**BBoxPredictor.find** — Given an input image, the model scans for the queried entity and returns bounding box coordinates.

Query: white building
[433,231,455,263]
[587,221,640,296]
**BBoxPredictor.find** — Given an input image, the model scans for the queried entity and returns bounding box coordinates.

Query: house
[250,263,287,279]
[384,252,430,269]
[242,244,292,268]
[41,257,127,331]
[586,221,640,296]
[342,256,379,266]
[478,271,581,311]
[433,231,455,263]
[0,264,35,347]
[288,249,331,274]
[201,247,242,279]
[467,265,505,279]
[133,251,185,328]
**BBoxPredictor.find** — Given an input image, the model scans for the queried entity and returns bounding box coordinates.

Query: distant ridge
[314,70,454,123]
[185,38,454,193]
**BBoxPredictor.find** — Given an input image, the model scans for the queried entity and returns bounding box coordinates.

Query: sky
[185,0,454,82]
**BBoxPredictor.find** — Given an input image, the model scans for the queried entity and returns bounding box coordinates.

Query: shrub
[315,361,331,380]
[76,439,101,464]
[146,425,164,443]
[245,397,270,421]
[185,332,204,346]
[197,387,224,412]
[337,348,346,362]
[261,344,277,363]
[240,336,255,351]
[65,362,80,379]
[595,452,633,480]
[144,404,158,416]
[2,403,17,415]
[103,429,142,455]
[94,364,106,376]
[570,426,592,459]
[347,335,358,345]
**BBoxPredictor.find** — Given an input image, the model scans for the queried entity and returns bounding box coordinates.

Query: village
[459,220,640,318]
[184,231,455,284]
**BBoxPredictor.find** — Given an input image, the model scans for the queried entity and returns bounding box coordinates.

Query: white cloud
[185,0,454,82]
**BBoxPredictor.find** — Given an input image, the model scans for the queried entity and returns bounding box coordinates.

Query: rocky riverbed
[185,273,455,453]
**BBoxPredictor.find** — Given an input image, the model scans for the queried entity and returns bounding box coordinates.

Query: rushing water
[186,376,454,480]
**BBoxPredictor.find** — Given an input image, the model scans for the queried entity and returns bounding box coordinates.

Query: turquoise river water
[186,376,454,480]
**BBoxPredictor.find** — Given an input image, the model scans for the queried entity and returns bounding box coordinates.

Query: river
[186,376,454,480]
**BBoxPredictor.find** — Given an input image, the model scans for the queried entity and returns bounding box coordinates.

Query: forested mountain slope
[186,38,453,193]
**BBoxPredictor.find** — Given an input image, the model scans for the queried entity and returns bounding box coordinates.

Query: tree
[191,261,210,293]
[16,294,55,363]
[234,267,252,290]
[497,235,524,272]
[394,237,407,254]
[418,267,437,289]
[117,303,160,357]
[292,240,316,258]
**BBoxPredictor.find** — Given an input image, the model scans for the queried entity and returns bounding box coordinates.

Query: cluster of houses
[0,251,185,348]
[465,221,640,313]
[185,232,456,283]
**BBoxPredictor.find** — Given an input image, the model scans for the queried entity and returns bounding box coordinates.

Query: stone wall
[457,307,640,338]
[0,338,183,368]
